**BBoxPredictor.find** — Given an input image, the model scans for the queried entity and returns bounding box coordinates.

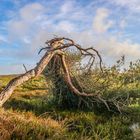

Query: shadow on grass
[3,90,140,124]
[0,94,115,116]
[3,95,54,115]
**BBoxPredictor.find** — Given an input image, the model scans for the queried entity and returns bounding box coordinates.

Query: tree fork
[0,37,121,112]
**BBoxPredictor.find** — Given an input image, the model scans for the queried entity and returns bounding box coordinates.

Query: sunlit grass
[0,74,140,139]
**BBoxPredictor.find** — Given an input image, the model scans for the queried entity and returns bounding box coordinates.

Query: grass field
[0,74,140,140]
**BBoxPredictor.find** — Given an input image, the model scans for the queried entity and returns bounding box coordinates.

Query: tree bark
[61,55,98,97]
[0,52,54,106]
[0,37,114,111]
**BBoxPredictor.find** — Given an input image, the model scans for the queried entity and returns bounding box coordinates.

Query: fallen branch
[0,37,122,112]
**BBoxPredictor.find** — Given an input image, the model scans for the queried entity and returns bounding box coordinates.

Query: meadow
[0,61,140,140]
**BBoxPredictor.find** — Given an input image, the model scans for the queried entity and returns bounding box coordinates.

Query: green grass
[0,74,140,140]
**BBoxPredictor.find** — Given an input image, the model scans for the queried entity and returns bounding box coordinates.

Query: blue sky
[1,0,140,74]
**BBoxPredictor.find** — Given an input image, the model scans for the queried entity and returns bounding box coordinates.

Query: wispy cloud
[0,35,7,43]
[1,0,140,74]
[93,8,114,33]
[7,2,46,42]
[109,0,140,12]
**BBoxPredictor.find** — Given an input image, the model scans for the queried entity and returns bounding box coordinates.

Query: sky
[1,0,140,74]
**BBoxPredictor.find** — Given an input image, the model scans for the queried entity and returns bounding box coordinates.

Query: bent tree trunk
[0,52,54,106]
[0,37,119,112]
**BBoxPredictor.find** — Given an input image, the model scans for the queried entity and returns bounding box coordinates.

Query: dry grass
[0,108,65,140]
[0,74,138,140]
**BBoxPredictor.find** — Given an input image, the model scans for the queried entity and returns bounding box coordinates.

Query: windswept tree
[0,37,126,112]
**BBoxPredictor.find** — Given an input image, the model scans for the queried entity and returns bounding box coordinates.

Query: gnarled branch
[0,37,121,112]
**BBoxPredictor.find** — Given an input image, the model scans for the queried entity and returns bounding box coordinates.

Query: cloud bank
[1,0,140,74]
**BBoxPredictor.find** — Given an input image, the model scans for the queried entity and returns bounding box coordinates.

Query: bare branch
[23,64,27,72]
[0,37,121,112]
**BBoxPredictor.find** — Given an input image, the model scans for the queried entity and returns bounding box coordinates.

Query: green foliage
[2,56,140,139]
[43,54,140,112]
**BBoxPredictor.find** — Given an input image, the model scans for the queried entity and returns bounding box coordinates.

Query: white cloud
[119,19,126,29]
[109,0,140,12]
[60,1,74,14]
[7,3,46,41]
[57,31,140,65]
[1,1,140,74]
[56,0,90,23]
[56,21,75,33]
[34,29,140,65]
[95,36,140,64]
[0,35,7,43]
[93,8,114,33]
[19,3,45,21]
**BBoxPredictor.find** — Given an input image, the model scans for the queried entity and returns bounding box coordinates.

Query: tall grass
[1,58,140,139]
